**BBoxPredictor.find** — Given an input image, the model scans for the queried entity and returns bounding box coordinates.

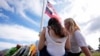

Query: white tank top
[45,28,67,56]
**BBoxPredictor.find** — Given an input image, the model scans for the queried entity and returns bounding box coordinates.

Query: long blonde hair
[64,18,80,34]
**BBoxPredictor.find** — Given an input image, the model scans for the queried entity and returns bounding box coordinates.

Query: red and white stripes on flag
[45,1,61,22]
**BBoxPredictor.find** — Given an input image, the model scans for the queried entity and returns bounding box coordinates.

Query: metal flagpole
[40,0,47,32]
[38,1,47,56]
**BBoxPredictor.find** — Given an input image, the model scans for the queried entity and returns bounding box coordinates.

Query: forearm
[81,47,92,56]
[38,40,45,50]
[65,37,71,50]
[38,28,46,50]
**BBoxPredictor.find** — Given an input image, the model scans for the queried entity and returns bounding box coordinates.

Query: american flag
[45,1,61,22]
[45,1,57,17]
[45,7,53,17]
[47,1,57,14]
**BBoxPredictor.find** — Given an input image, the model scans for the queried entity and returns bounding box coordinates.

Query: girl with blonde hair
[64,18,92,56]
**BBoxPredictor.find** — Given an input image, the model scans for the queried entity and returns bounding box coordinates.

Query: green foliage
[80,52,100,56]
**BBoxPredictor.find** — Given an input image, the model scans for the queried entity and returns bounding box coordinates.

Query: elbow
[38,44,45,51]
[65,46,71,51]
[38,45,42,51]
[65,44,71,51]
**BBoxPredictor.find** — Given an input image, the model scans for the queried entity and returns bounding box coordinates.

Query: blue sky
[0,0,45,50]
[0,0,100,50]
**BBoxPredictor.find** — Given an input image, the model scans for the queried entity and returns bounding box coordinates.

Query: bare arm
[38,27,46,50]
[64,28,71,51]
[74,30,92,56]
[81,47,92,56]
[65,36,71,51]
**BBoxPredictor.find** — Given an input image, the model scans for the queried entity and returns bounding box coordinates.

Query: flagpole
[40,0,47,32]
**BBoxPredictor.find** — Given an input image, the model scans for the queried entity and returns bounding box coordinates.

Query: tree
[98,38,100,51]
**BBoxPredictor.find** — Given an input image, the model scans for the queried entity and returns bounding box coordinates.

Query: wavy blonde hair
[64,18,80,34]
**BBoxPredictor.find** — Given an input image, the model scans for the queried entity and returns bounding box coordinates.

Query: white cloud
[0,13,9,20]
[5,0,42,15]
[0,24,39,43]
[8,0,42,15]
[19,11,40,27]
[0,0,43,27]
[12,0,42,27]
[0,42,16,50]
[0,0,14,12]
[85,32,100,50]
[59,0,100,23]
[85,0,100,17]
[58,0,100,50]
[24,0,42,15]
[49,0,57,5]
[0,24,39,50]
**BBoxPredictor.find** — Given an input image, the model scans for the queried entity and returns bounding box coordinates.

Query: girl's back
[45,27,67,56]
